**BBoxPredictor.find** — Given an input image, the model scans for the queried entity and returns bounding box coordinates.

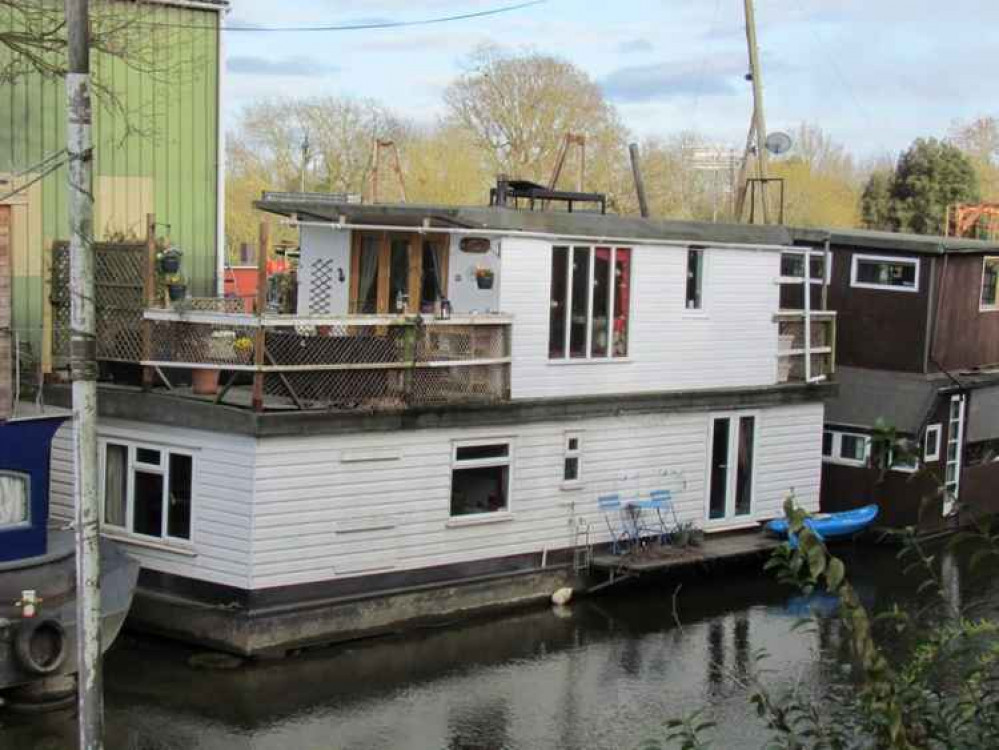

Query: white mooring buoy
[551,587,574,606]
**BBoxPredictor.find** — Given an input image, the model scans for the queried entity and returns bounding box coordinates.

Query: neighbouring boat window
[851,254,919,292]
[0,472,29,528]
[686,248,704,309]
[981,257,999,311]
[451,441,511,517]
[822,431,833,457]
[548,245,632,360]
[924,423,942,463]
[822,430,871,467]
[103,443,128,528]
[839,434,868,464]
[563,432,582,483]
[102,442,195,542]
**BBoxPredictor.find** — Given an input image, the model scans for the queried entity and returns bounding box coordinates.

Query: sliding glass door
[707,414,757,524]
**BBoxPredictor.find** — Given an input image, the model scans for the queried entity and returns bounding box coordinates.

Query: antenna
[765,131,793,156]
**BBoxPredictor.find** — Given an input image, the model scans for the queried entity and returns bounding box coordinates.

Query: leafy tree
[949,116,999,201]
[861,169,894,230]
[889,138,980,235]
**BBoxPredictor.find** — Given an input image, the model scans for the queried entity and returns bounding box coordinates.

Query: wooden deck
[589,529,780,578]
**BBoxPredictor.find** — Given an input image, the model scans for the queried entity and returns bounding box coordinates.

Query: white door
[706,414,757,525]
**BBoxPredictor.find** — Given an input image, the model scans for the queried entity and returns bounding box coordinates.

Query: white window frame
[0,471,31,529]
[98,439,196,544]
[704,410,760,527]
[888,448,919,474]
[448,438,514,520]
[850,254,920,293]
[822,430,871,467]
[924,423,942,463]
[780,250,832,286]
[549,245,633,362]
[685,247,705,311]
[562,431,584,488]
[980,256,999,312]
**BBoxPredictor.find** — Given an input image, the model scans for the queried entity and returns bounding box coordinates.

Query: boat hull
[0,532,139,691]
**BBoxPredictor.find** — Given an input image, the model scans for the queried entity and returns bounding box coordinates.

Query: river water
[2,544,993,750]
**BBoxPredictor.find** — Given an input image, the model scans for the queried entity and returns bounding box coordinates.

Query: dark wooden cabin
[791,227,999,530]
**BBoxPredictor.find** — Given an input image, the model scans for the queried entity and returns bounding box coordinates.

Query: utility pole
[65,1,103,748]
[628,143,650,218]
[734,0,770,223]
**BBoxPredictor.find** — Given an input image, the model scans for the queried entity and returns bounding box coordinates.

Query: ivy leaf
[826,556,845,591]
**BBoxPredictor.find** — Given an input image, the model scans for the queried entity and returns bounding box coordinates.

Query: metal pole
[744,0,770,224]
[65,0,103,748]
[628,143,650,218]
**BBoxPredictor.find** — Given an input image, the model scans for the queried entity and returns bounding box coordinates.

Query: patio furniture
[598,494,636,555]
[645,489,681,544]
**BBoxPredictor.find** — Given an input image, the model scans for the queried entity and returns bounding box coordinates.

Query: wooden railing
[775,310,836,384]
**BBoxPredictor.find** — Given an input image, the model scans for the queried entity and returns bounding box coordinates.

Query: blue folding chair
[647,489,681,544]
[598,494,635,555]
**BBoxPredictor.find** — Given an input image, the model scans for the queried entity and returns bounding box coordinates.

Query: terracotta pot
[191,368,219,395]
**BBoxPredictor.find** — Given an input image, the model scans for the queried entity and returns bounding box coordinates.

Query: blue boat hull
[766,505,879,540]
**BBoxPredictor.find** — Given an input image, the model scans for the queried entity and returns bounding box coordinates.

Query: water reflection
[2,545,995,750]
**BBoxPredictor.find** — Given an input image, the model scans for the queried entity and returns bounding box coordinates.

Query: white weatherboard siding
[250,402,822,590]
[499,238,780,399]
[49,419,256,589]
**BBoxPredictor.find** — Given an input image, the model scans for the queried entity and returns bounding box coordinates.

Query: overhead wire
[134,1,548,33]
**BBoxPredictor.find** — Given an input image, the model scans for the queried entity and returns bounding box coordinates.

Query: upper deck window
[981,257,999,311]
[850,254,919,292]
[549,246,631,359]
[686,248,704,310]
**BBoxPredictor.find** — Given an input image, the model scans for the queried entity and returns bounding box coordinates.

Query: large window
[0,472,29,528]
[850,254,919,292]
[102,442,194,542]
[350,232,449,314]
[549,246,631,359]
[450,442,511,517]
[981,257,999,311]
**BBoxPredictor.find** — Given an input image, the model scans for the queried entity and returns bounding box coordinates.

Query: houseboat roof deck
[792,226,999,255]
[255,192,797,248]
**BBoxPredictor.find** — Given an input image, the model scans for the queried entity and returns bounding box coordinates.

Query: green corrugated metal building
[0,0,226,370]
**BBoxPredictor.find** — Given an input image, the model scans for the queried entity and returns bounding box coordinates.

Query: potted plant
[232,335,254,363]
[165,274,186,302]
[475,266,495,290]
[157,245,183,274]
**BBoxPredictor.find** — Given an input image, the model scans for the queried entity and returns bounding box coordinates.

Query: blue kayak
[766,504,879,540]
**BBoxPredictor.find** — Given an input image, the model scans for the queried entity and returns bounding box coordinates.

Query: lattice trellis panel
[307,258,336,314]
[51,242,146,366]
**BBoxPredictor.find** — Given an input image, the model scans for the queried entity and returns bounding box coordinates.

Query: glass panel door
[708,414,756,523]
[709,418,730,520]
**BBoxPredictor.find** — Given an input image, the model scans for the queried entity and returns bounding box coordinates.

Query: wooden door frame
[349,230,449,314]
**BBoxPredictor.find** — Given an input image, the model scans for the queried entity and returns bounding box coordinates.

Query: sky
[222,0,999,160]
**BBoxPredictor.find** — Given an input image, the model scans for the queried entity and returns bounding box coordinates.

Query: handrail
[143,309,514,328]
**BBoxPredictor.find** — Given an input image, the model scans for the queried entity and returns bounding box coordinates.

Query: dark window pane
[614,249,631,357]
[780,254,804,277]
[136,448,160,465]
[982,259,998,308]
[456,444,509,462]
[421,242,444,311]
[168,454,193,540]
[390,239,410,312]
[569,247,590,358]
[591,248,612,357]
[549,247,568,358]
[841,435,866,462]
[686,250,703,309]
[357,235,380,313]
[925,429,939,459]
[104,444,128,527]
[564,457,579,481]
[710,418,730,520]
[856,259,916,288]
[567,437,579,451]
[822,432,833,457]
[735,417,755,516]
[451,465,508,516]
[133,471,164,537]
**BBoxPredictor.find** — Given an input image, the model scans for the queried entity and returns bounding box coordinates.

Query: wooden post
[251,220,269,412]
[141,213,156,391]
[376,233,390,313]
[628,143,650,218]
[407,238,422,314]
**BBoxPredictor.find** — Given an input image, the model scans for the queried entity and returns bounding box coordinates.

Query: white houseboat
[45,185,835,655]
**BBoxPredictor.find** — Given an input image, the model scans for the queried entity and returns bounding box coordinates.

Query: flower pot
[159,255,181,274]
[167,284,186,302]
[191,368,219,396]
[476,275,494,290]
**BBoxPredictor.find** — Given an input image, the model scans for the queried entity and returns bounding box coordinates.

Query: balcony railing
[141,308,512,412]
[776,310,836,384]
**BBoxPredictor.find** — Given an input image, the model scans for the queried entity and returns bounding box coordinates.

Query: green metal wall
[0,1,221,366]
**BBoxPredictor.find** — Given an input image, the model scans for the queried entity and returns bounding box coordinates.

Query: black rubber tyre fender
[14,619,68,676]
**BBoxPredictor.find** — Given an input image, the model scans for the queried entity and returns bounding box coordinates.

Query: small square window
[567,437,579,452]
[840,434,867,463]
[0,473,29,528]
[451,441,512,517]
[563,433,583,484]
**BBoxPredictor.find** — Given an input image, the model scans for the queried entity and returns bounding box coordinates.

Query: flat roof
[792,226,999,256]
[256,192,796,247]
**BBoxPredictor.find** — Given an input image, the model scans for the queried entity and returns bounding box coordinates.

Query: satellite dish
[765,131,793,156]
